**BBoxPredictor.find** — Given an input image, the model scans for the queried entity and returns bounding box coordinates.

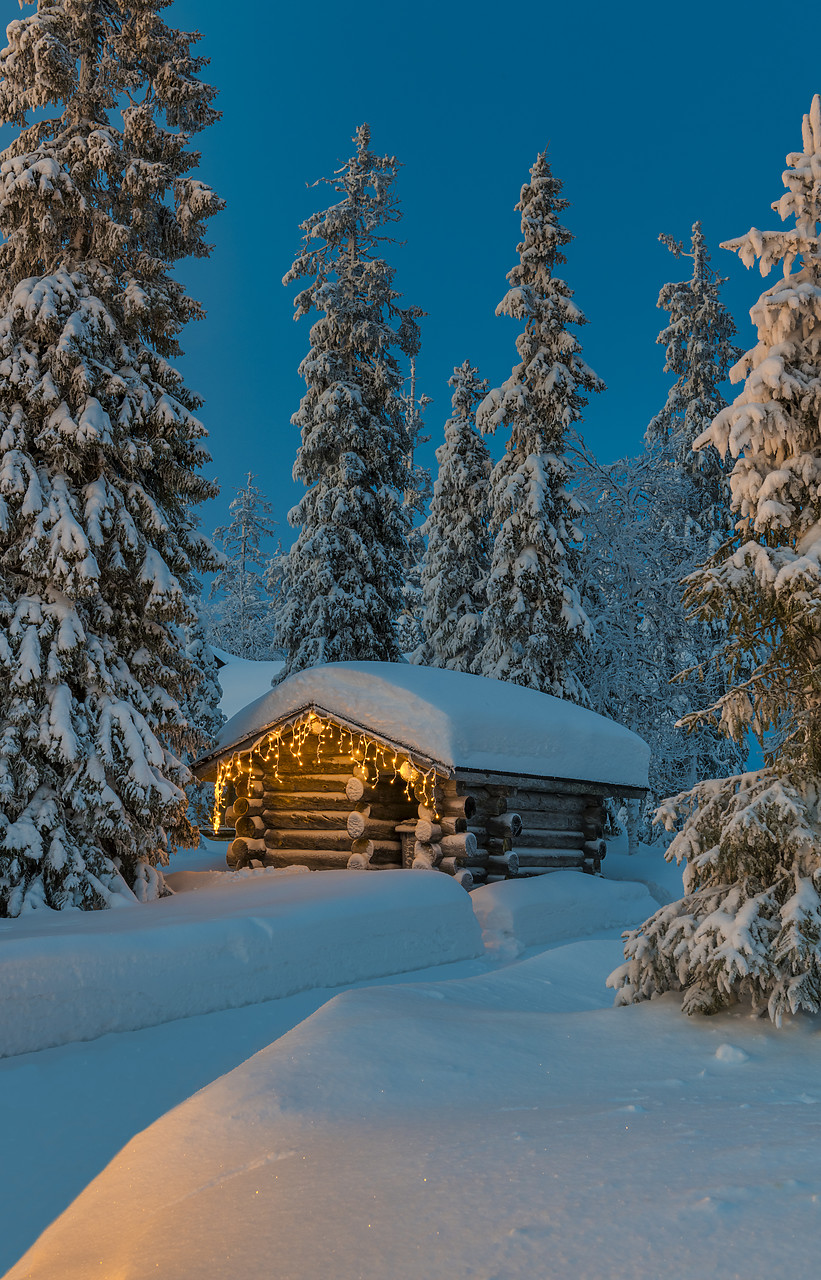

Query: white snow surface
[0,868,483,1057]
[473,868,657,957]
[209,660,650,787]
[5,866,821,1279]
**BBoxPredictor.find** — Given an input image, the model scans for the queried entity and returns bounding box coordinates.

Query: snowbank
[471,868,657,956]
[13,947,821,1280]
[0,870,483,1058]
[205,660,650,788]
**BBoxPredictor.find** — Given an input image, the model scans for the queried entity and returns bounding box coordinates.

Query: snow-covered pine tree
[609,96,821,1023]
[477,151,603,702]
[578,227,743,836]
[276,125,419,675]
[415,360,491,670]
[209,472,276,660]
[396,358,432,654]
[646,221,738,519]
[0,2,222,913]
[181,612,225,830]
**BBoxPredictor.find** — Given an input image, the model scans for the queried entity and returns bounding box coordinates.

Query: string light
[212,710,440,830]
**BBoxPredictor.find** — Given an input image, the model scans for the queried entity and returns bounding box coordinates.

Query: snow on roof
[202,662,649,791]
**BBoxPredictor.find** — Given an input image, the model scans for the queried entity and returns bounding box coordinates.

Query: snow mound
[205,661,649,787]
[0,870,483,1058]
[12,956,821,1280]
[471,869,657,956]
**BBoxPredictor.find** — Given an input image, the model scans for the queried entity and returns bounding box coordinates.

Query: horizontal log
[514,830,586,851]
[455,771,643,799]
[347,852,370,870]
[462,850,491,868]
[266,849,362,871]
[440,831,478,859]
[265,829,388,853]
[415,819,442,843]
[583,839,607,859]
[350,837,373,861]
[485,813,523,838]
[486,836,513,856]
[512,809,586,832]
[505,791,587,815]
[453,867,474,890]
[487,851,519,876]
[439,855,466,875]
[515,851,585,869]
[260,810,349,831]
[439,816,467,836]
[261,794,358,815]
[265,754,357,774]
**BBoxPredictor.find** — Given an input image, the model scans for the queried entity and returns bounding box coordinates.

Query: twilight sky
[18,0,821,542]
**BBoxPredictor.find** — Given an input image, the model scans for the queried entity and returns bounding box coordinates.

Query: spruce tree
[0,2,222,913]
[477,151,603,702]
[415,361,491,671]
[209,472,276,660]
[579,227,743,835]
[610,96,821,1023]
[396,359,432,654]
[276,125,419,675]
[646,221,738,517]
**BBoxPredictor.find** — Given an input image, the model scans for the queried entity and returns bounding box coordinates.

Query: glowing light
[212,711,441,831]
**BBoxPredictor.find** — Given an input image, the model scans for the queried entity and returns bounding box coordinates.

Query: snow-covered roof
[197,662,649,791]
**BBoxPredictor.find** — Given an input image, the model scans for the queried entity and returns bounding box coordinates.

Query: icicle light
[212,712,439,829]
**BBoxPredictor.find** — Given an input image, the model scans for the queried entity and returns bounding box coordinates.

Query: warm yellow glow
[212,711,439,831]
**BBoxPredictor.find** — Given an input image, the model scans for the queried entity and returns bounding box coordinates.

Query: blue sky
[147,3,820,540]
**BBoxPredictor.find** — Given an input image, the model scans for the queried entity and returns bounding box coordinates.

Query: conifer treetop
[276,126,417,675]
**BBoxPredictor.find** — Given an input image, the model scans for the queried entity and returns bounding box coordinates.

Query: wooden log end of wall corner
[436,794,477,820]
[485,835,513,856]
[440,831,478,858]
[234,814,265,839]
[485,812,523,838]
[414,840,442,865]
[415,819,442,844]
[346,810,368,839]
[439,816,467,836]
[347,851,371,870]
[453,867,474,890]
[417,803,435,821]
[345,776,366,803]
[350,837,375,860]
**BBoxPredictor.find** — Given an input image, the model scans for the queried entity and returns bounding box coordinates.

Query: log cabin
[192,662,649,888]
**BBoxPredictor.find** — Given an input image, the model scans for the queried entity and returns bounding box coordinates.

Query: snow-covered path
[7,843,820,1279]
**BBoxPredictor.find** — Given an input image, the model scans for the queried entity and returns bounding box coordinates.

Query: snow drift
[0,869,484,1057]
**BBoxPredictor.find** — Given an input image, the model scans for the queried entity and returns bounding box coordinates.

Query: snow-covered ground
[4,840,821,1279]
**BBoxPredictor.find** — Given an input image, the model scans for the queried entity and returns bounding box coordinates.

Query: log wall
[221,720,613,885]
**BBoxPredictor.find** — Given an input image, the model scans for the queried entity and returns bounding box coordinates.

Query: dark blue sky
[148,3,821,539]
